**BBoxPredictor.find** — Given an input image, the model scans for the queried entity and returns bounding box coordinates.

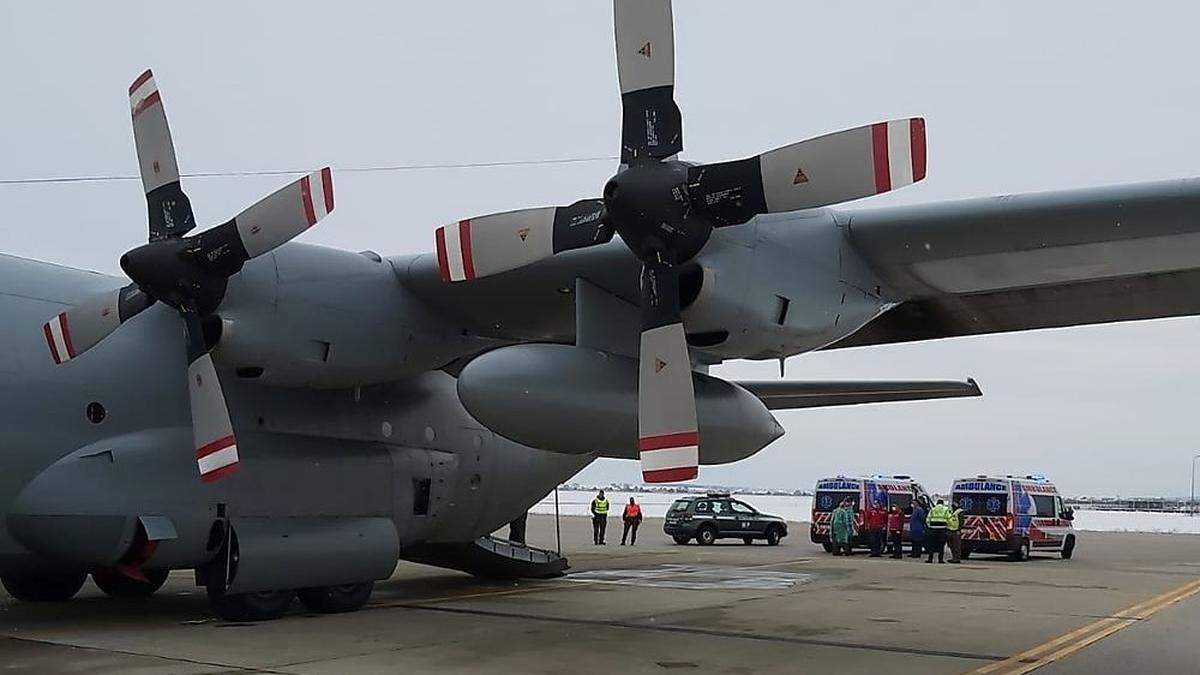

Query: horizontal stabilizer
[737,378,981,410]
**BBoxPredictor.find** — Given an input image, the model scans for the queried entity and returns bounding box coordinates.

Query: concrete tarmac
[2,514,1198,674]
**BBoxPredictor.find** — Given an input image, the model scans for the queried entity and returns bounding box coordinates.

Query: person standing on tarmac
[621,497,643,546]
[865,500,887,557]
[909,497,928,559]
[947,500,965,563]
[590,490,610,545]
[830,498,856,556]
[926,498,951,563]
[887,505,904,559]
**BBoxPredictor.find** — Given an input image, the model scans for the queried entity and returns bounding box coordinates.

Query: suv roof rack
[706,492,731,498]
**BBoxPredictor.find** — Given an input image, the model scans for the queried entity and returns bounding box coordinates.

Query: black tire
[1061,534,1076,560]
[92,568,169,598]
[696,525,717,546]
[821,542,834,553]
[672,535,691,545]
[206,586,295,622]
[297,582,374,614]
[1009,539,1030,562]
[1,570,87,602]
[742,537,754,545]
[765,527,782,546]
[960,548,972,560]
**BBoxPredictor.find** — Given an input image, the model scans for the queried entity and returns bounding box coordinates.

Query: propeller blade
[637,258,698,483]
[182,307,239,483]
[614,0,682,164]
[42,284,153,364]
[129,69,196,241]
[689,118,927,226]
[189,167,335,277]
[435,199,608,282]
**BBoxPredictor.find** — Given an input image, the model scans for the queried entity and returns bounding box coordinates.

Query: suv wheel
[765,527,782,546]
[697,526,717,546]
[1061,534,1076,559]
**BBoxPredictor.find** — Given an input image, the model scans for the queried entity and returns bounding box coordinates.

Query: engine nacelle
[457,344,784,464]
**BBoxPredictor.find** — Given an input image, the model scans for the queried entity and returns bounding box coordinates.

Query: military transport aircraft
[3,0,1199,621]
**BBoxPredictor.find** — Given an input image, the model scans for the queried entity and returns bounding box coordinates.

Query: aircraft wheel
[206,585,295,622]
[696,525,717,546]
[765,527,782,546]
[297,582,374,614]
[1061,535,1076,559]
[93,568,169,598]
[1,570,88,602]
[672,535,691,545]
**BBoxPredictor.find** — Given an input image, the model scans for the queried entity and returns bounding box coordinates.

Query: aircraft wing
[829,177,1200,349]
[737,379,981,410]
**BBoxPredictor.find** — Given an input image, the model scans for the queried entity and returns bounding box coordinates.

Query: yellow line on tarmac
[969,577,1200,675]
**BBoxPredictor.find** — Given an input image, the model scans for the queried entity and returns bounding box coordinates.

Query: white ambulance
[810,475,929,552]
[950,475,1077,561]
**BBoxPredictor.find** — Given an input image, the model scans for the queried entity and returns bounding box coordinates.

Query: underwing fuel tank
[457,344,784,464]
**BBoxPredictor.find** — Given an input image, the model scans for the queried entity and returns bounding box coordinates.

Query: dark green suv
[663,493,788,546]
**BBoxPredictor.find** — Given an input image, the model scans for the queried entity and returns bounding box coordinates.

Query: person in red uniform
[887,505,905,559]
[865,500,888,557]
[621,497,643,546]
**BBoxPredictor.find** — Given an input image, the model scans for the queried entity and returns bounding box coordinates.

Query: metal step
[401,535,568,580]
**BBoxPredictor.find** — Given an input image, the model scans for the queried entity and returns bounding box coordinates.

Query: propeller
[42,70,335,482]
[435,1,928,483]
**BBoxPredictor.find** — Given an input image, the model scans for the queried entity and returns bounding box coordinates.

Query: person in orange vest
[621,497,643,545]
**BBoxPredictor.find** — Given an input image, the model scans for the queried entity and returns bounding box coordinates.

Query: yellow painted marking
[970,577,1200,674]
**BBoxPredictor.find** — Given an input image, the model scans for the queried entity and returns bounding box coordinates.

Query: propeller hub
[120,240,226,314]
[603,161,711,262]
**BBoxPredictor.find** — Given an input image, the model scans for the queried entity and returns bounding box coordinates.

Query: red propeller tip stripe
[129,69,154,95]
[643,467,698,483]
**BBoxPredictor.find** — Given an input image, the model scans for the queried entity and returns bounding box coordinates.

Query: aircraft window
[730,501,755,514]
[413,478,431,516]
[1032,495,1057,518]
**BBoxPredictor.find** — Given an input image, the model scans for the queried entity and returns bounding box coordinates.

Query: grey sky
[2,2,1199,496]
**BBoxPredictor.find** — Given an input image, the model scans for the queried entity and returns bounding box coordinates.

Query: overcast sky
[3,2,1200,497]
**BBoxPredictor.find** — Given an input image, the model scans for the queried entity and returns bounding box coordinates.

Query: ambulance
[950,475,1076,561]
[810,475,929,552]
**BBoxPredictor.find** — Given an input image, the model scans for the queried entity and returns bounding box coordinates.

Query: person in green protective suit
[830,498,856,556]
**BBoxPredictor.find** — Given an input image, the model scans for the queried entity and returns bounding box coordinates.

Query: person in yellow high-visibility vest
[947,500,965,564]
[590,490,611,545]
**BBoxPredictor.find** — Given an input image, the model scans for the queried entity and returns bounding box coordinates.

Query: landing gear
[297,582,374,614]
[93,568,170,598]
[206,585,295,622]
[1,569,88,602]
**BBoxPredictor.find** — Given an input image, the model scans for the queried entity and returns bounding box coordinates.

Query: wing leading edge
[831,177,1200,349]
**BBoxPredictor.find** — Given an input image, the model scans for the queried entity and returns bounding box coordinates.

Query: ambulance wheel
[696,525,717,546]
[93,568,169,598]
[0,570,87,602]
[743,537,754,545]
[206,586,295,622]
[1009,539,1030,562]
[297,582,374,614]
[765,527,782,546]
[960,548,971,560]
[1061,535,1076,559]
[672,535,692,545]
[821,542,834,553]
